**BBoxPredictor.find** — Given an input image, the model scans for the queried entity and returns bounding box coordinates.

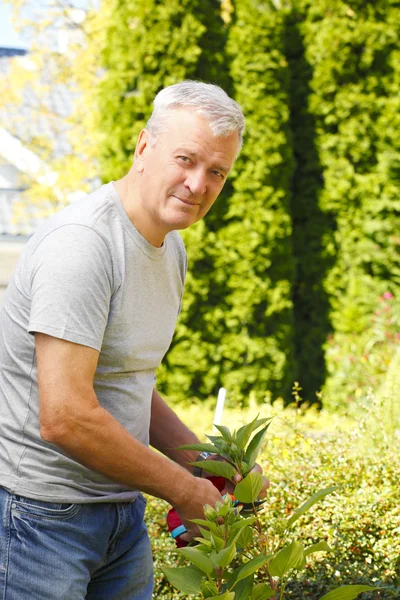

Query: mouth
[172,195,200,207]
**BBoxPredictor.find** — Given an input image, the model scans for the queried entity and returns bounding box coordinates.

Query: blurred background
[1,3,399,597]
[1,0,399,413]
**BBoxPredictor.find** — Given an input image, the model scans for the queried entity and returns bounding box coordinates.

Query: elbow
[39,401,73,446]
[40,418,68,445]
[39,386,98,447]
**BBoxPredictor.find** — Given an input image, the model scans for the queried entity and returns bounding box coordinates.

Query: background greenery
[4,0,400,406]
[146,397,399,599]
[3,1,400,597]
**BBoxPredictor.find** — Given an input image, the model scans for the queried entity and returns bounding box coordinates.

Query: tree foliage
[0,0,104,219]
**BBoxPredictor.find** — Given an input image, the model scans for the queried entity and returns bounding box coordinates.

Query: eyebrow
[175,148,230,175]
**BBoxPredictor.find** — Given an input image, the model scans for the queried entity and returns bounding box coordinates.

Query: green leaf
[304,541,332,556]
[231,517,257,531]
[214,425,233,442]
[177,443,219,453]
[178,547,215,575]
[161,565,203,595]
[236,555,269,583]
[232,574,254,600]
[207,592,235,600]
[206,435,224,445]
[269,541,305,577]
[190,460,236,479]
[194,537,213,547]
[201,580,219,598]
[199,526,212,540]
[191,518,220,535]
[252,583,276,600]
[226,527,245,547]
[212,542,237,568]
[319,585,379,600]
[211,533,225,551]
[244,424,271,469]
[286,486,339,528]
[235,524,254,549]
[235,416,270,450]
[234,472,264,503]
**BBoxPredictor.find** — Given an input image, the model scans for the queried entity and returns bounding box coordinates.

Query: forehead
[158,109,240,166]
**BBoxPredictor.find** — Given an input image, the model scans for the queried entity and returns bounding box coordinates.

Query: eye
[178,155,192,164]
[211,169,225,180]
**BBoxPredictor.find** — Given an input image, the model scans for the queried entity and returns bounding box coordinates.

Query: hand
[174,476,223,543]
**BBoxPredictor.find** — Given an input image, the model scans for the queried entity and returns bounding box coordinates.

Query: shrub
[146,403,399,598]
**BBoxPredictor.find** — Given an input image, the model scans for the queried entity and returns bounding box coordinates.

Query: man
[0,81,267,599]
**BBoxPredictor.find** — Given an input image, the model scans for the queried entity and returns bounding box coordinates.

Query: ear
[134,129,151,173]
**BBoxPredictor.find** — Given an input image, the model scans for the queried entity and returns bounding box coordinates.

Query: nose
[184,168,207,196]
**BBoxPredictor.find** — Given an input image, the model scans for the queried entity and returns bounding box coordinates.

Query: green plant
[324,291,400,407]
[162,419,380,599]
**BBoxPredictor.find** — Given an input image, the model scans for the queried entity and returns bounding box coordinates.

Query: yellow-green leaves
[186,417,272,480]
[252,583,276,600]
[269,541,305,577]
[212,543,237,569]
[304,541,332,557]
[190,460,237,480]
[234,472,265,503]
[161,565,203,595]
[178,547,215,576]
[235,555,270,583]
[167,419,380,600]
[319,585,380,600]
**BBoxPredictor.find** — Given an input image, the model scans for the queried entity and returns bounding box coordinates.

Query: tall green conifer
[158,1,296,404]
[289,0,400,402]
[223,0,295,401]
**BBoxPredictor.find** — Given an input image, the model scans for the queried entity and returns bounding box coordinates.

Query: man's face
[134,109,240,243]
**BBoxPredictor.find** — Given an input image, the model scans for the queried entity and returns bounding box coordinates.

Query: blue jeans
[0,487,153,599]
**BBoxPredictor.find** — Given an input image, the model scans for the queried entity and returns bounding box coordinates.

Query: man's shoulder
[25,184,114,249]
[46,183,113,230]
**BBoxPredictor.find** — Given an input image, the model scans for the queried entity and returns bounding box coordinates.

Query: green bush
[323,291,400,408]
[146,402,399,599]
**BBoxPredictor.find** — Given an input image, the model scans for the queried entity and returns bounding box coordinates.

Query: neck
[113,172,165,248]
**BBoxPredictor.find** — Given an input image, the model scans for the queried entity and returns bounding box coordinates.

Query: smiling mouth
[172,195,200,206]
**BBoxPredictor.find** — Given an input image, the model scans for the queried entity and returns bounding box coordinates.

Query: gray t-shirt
[0,183,187,503]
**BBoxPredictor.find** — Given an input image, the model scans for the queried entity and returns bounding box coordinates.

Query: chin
[169,219,197,232]
[163,211,201,232]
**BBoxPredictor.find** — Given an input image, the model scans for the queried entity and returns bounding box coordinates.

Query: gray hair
[146,80,245,148]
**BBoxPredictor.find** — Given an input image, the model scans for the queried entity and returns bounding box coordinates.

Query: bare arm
[150,388,201,471]
[36,333,222,538]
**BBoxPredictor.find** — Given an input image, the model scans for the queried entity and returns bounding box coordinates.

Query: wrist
[193,451,215,477]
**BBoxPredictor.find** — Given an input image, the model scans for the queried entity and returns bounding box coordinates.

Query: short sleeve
[28,225,114,351]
